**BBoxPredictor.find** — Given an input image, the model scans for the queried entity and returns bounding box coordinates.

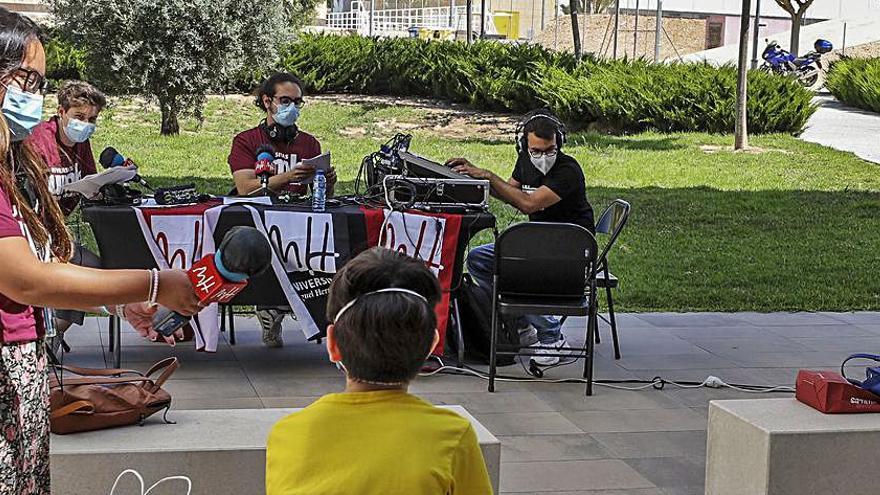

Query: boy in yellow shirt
[266,247,494,495]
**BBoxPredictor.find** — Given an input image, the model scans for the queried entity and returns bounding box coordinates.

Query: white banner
[264,211,340,275]
[380,210,445,275]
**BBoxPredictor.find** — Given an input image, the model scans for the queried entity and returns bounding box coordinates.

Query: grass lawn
[82,95,880,312]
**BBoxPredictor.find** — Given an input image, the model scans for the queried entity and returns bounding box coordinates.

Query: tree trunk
[789,11,803,56]
[159,96,180,136]
[570,0,582,59]
[735,0,752,150]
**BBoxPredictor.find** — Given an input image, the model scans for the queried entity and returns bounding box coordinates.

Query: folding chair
[488,222,599,395]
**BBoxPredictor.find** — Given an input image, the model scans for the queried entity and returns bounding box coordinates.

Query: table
[82,202,494,365]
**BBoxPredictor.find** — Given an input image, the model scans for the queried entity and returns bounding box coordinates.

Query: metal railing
[326,1,496,36]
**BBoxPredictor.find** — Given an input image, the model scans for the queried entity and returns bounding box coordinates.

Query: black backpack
[452,274,520,366]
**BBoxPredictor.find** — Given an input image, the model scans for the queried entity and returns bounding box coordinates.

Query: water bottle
[312,169,326,213]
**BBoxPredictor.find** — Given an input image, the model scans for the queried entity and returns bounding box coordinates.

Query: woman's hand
[122,302,184,346]
[156,270,202,316]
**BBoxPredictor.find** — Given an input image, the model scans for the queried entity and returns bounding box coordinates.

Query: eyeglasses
[6,67,48,95]
[528,148,558,159]
[275,96,305,108]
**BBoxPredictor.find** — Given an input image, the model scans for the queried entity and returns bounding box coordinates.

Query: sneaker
[517,324,539,346]
[528,338,570,366]
[257,309,285,348]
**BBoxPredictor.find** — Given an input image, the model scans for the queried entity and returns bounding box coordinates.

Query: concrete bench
[51,406,500,494]
[706,398,880,495]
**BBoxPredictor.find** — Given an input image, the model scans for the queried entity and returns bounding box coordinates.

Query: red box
[796,370,880,414]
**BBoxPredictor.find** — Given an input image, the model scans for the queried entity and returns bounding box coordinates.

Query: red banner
[361,207,462,354]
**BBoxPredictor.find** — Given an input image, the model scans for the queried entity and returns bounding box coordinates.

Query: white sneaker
[528,338,570,366]
[517,324,539,346]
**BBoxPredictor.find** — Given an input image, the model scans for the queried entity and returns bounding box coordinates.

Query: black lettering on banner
[155,220,202,269]
[267,215,336,273]
[382,215,443,273]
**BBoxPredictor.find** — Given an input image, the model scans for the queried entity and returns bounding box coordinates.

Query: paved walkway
[800,94,880,164]
[62,311,880,494]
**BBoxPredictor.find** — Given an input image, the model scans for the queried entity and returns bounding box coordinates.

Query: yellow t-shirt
[266,389,493,495]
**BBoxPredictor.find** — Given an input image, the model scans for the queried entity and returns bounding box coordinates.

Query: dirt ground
[311,94,521,142]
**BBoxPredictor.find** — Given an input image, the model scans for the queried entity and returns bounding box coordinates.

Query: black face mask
[260,120,299,143]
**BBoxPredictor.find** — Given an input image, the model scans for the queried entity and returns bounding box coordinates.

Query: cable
[419,362,796,393]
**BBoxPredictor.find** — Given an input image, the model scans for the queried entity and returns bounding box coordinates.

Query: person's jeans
[466,243,563,344]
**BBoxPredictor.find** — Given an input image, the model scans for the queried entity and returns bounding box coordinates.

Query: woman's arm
[0,237,202,315]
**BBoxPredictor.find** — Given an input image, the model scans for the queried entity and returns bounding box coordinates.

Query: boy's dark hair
[254,72,303,112]
[523,115,560,142]
[58,80,107,111]
[326,247,441,384]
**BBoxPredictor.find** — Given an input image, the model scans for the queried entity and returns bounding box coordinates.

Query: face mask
[63,117,96,143]
[273,102,299,127]
[530,154,557,175]
[2,84,44,141]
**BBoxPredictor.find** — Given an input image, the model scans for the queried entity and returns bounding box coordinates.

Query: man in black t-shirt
[446,111,594,365]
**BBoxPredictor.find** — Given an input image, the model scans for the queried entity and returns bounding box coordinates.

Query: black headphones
[514,110,566,155]
[259,119,299,144]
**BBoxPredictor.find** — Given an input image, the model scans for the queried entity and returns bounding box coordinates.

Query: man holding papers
[227,72,338,347]
[228,72,337,197]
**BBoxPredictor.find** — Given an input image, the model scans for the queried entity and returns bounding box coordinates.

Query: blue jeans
[466,243,563,344]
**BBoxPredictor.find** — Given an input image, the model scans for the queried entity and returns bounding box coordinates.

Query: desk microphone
[254,144,276,192]
[152,226,272,336]
[99,146,154,191]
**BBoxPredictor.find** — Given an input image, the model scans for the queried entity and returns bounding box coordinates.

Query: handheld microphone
[254,144,276,190]
[151,226,273,336]
[99,146,154,191]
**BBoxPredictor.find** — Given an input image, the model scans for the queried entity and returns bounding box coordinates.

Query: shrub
[827,57,880,113]
[44,35,86,84]
[277,34,814,134]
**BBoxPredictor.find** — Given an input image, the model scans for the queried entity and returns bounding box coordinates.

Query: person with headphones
[228,72,337,197]
[446,109,594,365]
[228,72,337,348]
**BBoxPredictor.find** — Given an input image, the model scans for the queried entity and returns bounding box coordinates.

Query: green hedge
[280,34,814,134]
[48,32,816,134]
[827,57,880,113]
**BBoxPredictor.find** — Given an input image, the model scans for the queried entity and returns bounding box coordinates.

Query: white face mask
[530,154,557,175]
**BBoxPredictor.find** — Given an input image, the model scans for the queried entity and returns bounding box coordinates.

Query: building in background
[3,0,49,19]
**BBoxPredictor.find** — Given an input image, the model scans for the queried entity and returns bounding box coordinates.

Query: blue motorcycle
[760,38,833,89]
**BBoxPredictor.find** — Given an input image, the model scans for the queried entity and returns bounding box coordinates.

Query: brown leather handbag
[49,357,179,435]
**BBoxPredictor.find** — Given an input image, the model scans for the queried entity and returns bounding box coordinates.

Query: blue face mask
[273,102,299,127]
[2,84,44,141]
[64,117,96,143]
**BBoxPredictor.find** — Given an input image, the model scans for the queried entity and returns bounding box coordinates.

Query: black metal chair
[559,199,631,359]
[488,222,599,395]
[593,199,631,359]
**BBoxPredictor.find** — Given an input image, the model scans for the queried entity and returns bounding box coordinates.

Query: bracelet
[115,304,126,319]
[147,269,160,307]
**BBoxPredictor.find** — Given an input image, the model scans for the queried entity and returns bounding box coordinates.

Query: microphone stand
[248,175,278,201]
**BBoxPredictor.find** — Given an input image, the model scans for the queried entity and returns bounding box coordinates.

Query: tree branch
[773,0,797,16]
[797,0,817,15]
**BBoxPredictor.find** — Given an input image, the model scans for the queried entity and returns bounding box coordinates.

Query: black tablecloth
[82,203,495,309]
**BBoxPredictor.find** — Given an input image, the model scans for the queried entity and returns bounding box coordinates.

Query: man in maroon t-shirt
[28,80,104,216]
[228,72,337,197]
[27,81,106,347]
[228,72,338,347]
